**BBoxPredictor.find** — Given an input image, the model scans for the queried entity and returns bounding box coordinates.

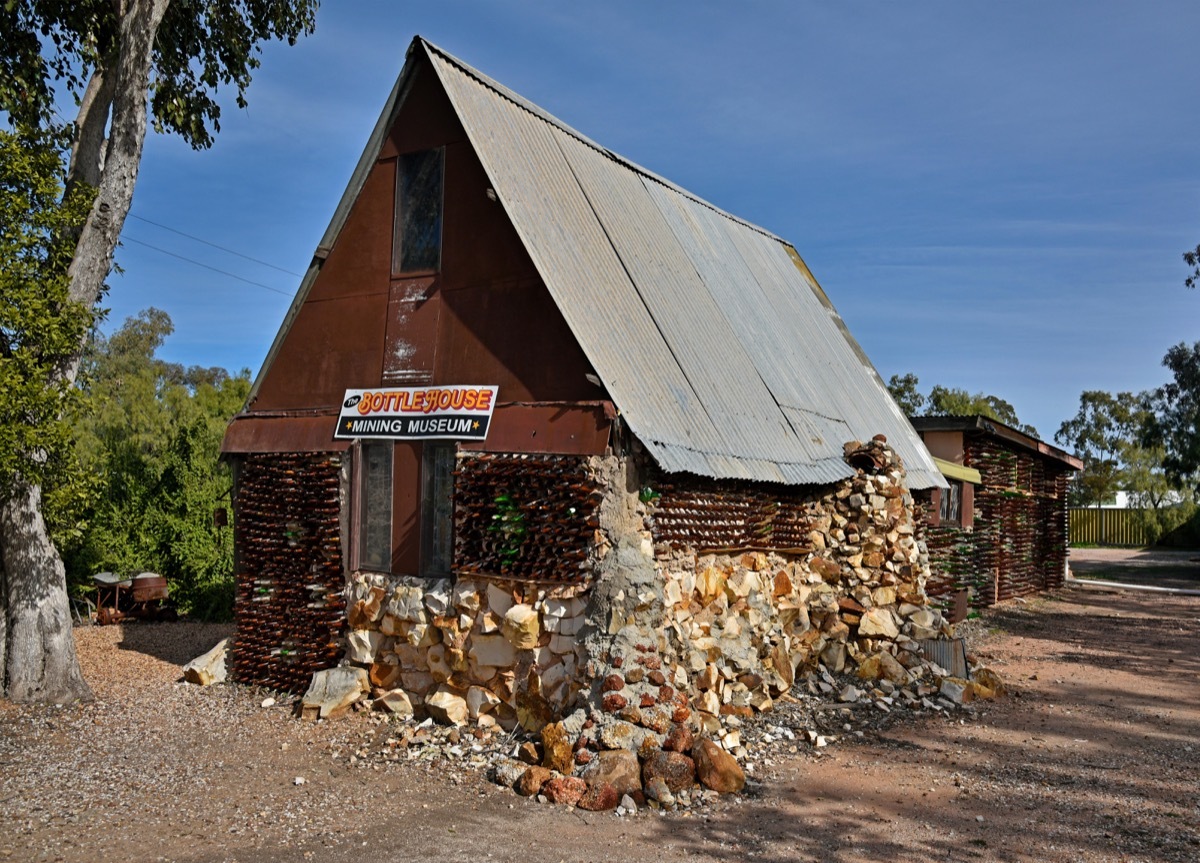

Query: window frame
[931,479,974,529]
[392,147,445,276]
[420,441,456,578]
[353,440,393,573]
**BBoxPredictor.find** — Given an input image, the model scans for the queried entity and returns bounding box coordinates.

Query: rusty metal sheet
[222,415,348,455]
[459,403,611,455]
[383,277,440,385]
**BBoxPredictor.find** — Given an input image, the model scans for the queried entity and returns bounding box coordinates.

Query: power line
[122,236,295,297]
[128,213,304,277]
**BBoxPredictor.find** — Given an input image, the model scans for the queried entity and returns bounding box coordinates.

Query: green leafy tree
[0,1,317,702]
[0,126,97,700]
[886,373,1039,437]
[1055,391,1145,508]
[68,309,250,620]
[1183,244,1200,290]
[886,373,925,415]
[1143,341,1200,498]
[926,385,1039,437]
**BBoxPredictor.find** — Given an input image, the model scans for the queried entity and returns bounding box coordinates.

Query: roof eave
[911,415,1083,470]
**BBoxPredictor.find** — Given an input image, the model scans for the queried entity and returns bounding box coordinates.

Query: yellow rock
[971,667,1006,698]
[502,604,540,650]
[696,566,726,603]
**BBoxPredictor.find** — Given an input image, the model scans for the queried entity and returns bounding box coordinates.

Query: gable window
[393,148,444,274]
[421,442,455,576]
[357,442,393,571]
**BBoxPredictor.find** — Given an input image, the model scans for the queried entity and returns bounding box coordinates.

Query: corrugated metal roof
[422,39,944,489]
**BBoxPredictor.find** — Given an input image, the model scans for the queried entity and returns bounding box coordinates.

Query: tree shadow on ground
[114,620,233,667]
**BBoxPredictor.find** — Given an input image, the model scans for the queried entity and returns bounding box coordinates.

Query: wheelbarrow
[93,572,176,624]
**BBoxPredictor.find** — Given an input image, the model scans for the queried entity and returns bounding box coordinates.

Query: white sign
[335,386,498,441]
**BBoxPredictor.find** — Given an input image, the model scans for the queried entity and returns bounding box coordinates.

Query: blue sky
[112,1,1200,442]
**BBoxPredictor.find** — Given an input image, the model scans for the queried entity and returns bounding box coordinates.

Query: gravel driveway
[2,585,1197,863]
[1068,546,1200,590]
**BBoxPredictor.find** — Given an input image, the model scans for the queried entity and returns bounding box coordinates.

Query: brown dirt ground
[2,580,1198,863]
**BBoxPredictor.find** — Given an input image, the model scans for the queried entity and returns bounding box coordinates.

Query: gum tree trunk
[0,479,91,702]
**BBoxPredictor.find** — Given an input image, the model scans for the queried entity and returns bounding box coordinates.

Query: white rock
[345,629,384,664]
[466,685,501,719]
[452,579,481,614]
[426,643,452,682]
[468,634,517,667]
[858,608,900,639]
[425,686,469,726]
[486,583,515,617]
[541,660,571,693]
[502,604,540,649]
[182,638,229,686]
[387,584,426,623]
[838,684,863,703]
[406,622,437,648]
[939,678,970,706]
[300,666,368,718]
[375,688,414,717]
[424,579,453,616]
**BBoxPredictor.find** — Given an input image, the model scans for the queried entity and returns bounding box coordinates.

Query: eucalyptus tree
[0,1,318,702]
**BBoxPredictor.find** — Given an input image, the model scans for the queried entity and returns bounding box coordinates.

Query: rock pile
[310,654,1004,815]
[599,436,969,752]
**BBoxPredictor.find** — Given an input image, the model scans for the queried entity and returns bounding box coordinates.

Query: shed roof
[248,37,945,490]
[911,416,1084,470]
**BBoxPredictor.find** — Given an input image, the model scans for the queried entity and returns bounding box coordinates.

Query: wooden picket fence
[1068,508,1150,547]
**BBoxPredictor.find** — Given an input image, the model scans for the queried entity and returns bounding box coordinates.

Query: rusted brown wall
[921,430,964,464]
[231,54,612,578]
[248,55,598,416]
[391,443,422,575]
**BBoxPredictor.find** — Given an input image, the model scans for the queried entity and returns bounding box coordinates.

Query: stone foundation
[337,437,958,747]
[343,573,591,729]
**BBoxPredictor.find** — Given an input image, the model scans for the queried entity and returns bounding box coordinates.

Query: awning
[932,457,981,485]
